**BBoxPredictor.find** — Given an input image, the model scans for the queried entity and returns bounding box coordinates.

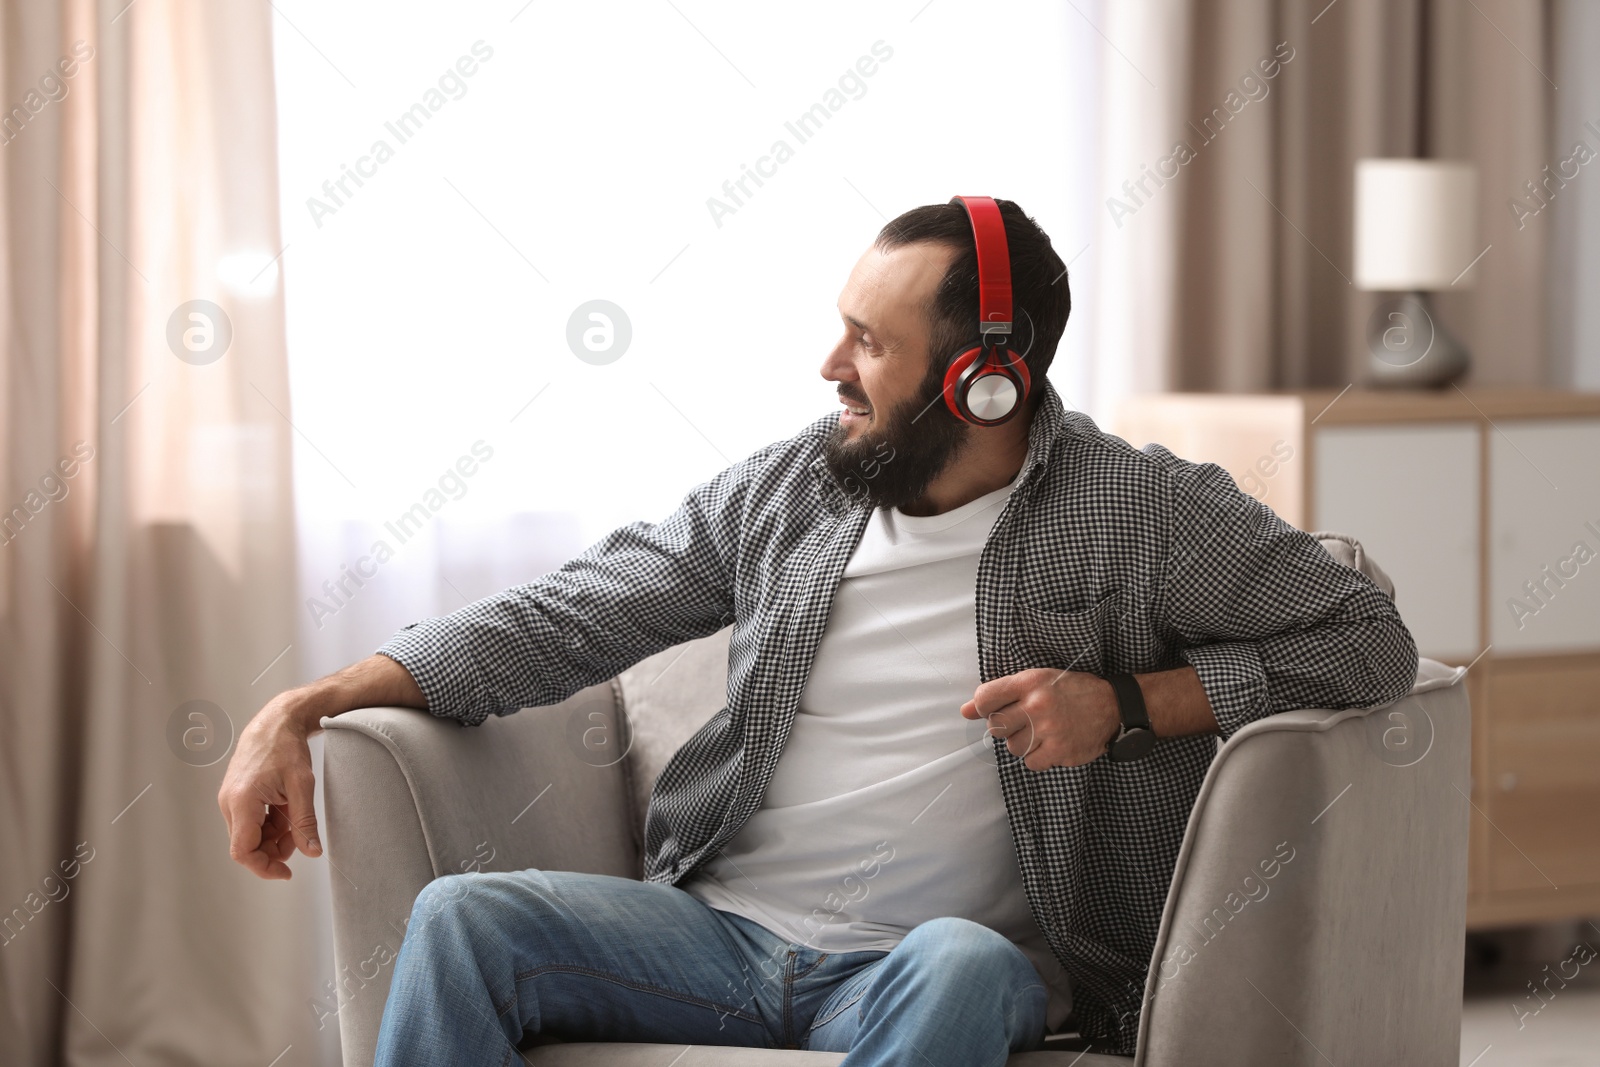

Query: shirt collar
[809,377,1067,514]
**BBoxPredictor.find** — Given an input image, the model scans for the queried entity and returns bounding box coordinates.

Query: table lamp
[1353,159,1478,387]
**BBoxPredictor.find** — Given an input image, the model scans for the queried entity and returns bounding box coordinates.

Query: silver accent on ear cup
[965,373,1019,421]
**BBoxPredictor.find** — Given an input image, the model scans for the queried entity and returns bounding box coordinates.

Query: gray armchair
[321,534,1471,1066]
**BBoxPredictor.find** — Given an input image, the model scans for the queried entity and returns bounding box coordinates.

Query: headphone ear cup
[946,345,1030,425]
[979,347,1030,421]
[942,346,984,421]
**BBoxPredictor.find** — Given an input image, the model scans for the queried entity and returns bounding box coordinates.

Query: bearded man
[219,197,1417,1066]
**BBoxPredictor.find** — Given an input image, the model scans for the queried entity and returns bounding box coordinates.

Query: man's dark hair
[874,199,1071,406]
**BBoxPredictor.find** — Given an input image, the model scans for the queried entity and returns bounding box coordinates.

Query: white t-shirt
[683,463,1074,1032]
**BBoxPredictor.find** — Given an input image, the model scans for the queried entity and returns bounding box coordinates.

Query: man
[219,197,1418,1065]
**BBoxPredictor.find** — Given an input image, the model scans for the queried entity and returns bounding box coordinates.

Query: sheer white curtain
[272,0,1104,682]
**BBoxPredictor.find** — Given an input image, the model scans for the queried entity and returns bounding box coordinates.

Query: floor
[1460,921,1600,1067]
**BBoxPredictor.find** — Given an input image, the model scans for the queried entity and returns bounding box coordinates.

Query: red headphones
[942,195,1030,426]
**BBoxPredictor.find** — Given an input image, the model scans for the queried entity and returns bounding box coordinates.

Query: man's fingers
[225,790,267,865]
[967,669,1048,719]
[224,773,305,879]
[986,707,1035,739]
[285,770,322,857]
[984,711,1017,736]
[261,807,296,863]
[251,809,295,879]
[225,798,292,880]
[217,789,233,841]
[962,692,1021,721]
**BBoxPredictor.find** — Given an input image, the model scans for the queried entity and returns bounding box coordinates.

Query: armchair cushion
[614,627,734,862]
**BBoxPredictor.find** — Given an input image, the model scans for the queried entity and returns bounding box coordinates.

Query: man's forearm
[280,653,426,735]
[1133,666,1218,740]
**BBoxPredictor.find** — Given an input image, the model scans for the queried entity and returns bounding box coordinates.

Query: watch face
[1111,728,1156,762]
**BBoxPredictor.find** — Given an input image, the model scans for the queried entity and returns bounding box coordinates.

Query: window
[272,0,1098,673]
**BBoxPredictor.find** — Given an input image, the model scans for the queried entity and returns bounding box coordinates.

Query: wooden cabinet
[1117,388,1600,929]
[1485,659,1600,901]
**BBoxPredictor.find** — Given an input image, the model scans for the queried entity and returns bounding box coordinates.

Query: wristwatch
[1105,673,1157,762]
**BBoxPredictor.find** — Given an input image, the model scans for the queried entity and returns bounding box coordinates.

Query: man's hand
[218,693,324,880]
[961,669,1120,771]
[218,653,426,880]
[961,665,1219,771]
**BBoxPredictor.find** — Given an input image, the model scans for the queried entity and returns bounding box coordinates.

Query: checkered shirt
[378,378,1418,1053]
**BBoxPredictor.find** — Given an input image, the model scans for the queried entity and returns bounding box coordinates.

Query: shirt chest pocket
[1011,594,1122,675]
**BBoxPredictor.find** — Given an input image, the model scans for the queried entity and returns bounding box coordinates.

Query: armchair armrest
[321,680,640,1067]
[1135,659,1471,1066]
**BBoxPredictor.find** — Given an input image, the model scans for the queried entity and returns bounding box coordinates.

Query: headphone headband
[940,195,1031,426]
[950,195,1013,341]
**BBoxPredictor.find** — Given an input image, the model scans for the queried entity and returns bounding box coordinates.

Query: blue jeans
[373,869,1049,1066]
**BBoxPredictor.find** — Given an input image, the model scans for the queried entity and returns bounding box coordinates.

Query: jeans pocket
[808,970,873,1030]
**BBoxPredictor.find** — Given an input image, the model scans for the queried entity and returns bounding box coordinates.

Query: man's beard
[822,361,970,511]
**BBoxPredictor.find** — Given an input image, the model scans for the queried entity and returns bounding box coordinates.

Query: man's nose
[820,340,853,382]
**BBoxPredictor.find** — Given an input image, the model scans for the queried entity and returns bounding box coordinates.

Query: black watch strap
[1106,673,1152,731]
[1105,673,1156,762]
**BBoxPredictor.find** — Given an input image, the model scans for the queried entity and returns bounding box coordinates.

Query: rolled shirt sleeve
[1156,457,1419,740]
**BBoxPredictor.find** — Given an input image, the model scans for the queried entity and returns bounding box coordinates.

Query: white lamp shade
[1353,159,1479,290]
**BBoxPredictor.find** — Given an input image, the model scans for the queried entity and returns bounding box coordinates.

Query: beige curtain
[1089,0,1554,401]
[1545,0,1600,390]
[1,2,332,1064]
